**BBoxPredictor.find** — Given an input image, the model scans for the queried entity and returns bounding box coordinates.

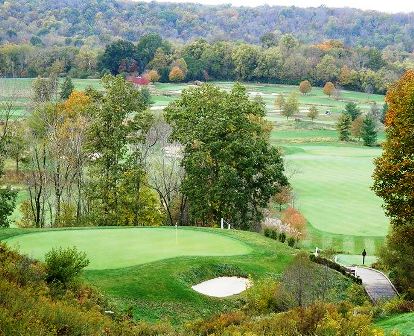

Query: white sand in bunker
[191,277,251,298]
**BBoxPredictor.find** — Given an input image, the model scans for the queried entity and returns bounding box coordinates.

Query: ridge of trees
[1,0,414,51]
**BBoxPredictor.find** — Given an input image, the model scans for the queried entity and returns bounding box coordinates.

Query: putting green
[5,228,251,270]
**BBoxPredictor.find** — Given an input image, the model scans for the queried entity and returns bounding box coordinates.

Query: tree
[86,75,155,226]
[169,66,185,82]
[323,82,335,97]
[272,185,292,211]
[32,75,58,103]
[299,80,312,95]
[351,115,364,140]
[274,94,285,111]
[136,33,169,72]
[373,70,414,225]
[165,84,288,229]
[379,224,414,297]
[0,188,17,228]
[147,69,160,82]
[307,106,318,121]
[281,92,299,120]
[361,115,377,146]
[344,102,361,121]
[60,77,74,100]
[98,40,137,75]
[336,113,351,141]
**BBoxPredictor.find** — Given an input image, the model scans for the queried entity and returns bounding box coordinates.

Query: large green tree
[165,83,288,229]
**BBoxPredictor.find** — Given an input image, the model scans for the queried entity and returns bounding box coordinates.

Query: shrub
[269,229,278,240]
[278,232,286,243]
[287,237,296,247]
[44,247,89,286]
[263,227,271,237]
[245,278,292,314]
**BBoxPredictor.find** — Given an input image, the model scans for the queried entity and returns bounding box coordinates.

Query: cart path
[351,267,398,303]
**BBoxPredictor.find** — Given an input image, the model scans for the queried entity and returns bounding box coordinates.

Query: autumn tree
[169,66,185,82]
[282,207,307,239]
[272,185,292,211]
[281,92,299,120]
[336,113,351,141]
[372,71,414,296]
[299,80,312,95]
[147,69,160,82]
[165,83,288,229]
[307,106,318,121]
[323,82,335,97]
[274,94,285,111]
[351,115,364,140]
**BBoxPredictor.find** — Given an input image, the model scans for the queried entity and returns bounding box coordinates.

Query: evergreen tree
[344,102,361,121]
[60,77,74,100]
[361,115,377,146]
[336,113,351,141]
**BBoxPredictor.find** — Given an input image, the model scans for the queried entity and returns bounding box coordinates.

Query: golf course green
[5,227,251,270]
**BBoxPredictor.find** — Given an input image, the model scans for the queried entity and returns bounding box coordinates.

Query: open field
[375,312,414,336]
[1,226,302,323]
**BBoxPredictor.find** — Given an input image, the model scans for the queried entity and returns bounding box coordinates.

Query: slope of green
[375,313,414,336]
[1,226,296,323]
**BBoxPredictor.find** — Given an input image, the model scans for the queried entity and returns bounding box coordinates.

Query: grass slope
[375,312,414,336]
[1,226,296,323]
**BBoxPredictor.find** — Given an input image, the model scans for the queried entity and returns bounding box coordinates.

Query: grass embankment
[375,312,414,336]
[2,226,298,323]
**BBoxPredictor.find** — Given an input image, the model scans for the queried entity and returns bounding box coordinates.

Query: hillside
[1,0,413,50]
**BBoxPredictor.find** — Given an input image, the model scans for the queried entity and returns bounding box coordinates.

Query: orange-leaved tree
[372,70,414,297]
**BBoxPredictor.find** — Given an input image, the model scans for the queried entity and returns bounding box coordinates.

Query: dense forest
[1,0,414,50]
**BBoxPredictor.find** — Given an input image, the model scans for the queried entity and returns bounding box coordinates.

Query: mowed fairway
[283,143,388,253]
[5,227,251,270]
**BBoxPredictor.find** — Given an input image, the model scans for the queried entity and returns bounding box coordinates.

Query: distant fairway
[5,227,251,270]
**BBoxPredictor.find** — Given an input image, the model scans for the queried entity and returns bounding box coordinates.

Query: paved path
[350,267,398,303]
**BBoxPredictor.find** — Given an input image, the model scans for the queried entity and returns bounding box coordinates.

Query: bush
[245,278,292,314]
[44,247,89,286]
[278,232,286,243]
[263,227,271,237]
[309,254,362,284]
[287,237,296,247]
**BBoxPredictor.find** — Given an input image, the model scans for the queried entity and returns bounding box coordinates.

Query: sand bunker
[192,276,251,297]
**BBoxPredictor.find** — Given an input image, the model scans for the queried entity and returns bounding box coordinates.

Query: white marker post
[221,218,224,229]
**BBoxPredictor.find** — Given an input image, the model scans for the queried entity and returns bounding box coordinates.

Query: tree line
[0,76,287,230]
[1,33,413,94]
[1,0,414,50]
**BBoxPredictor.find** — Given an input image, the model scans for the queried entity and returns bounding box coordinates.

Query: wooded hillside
[1,0,413,50]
